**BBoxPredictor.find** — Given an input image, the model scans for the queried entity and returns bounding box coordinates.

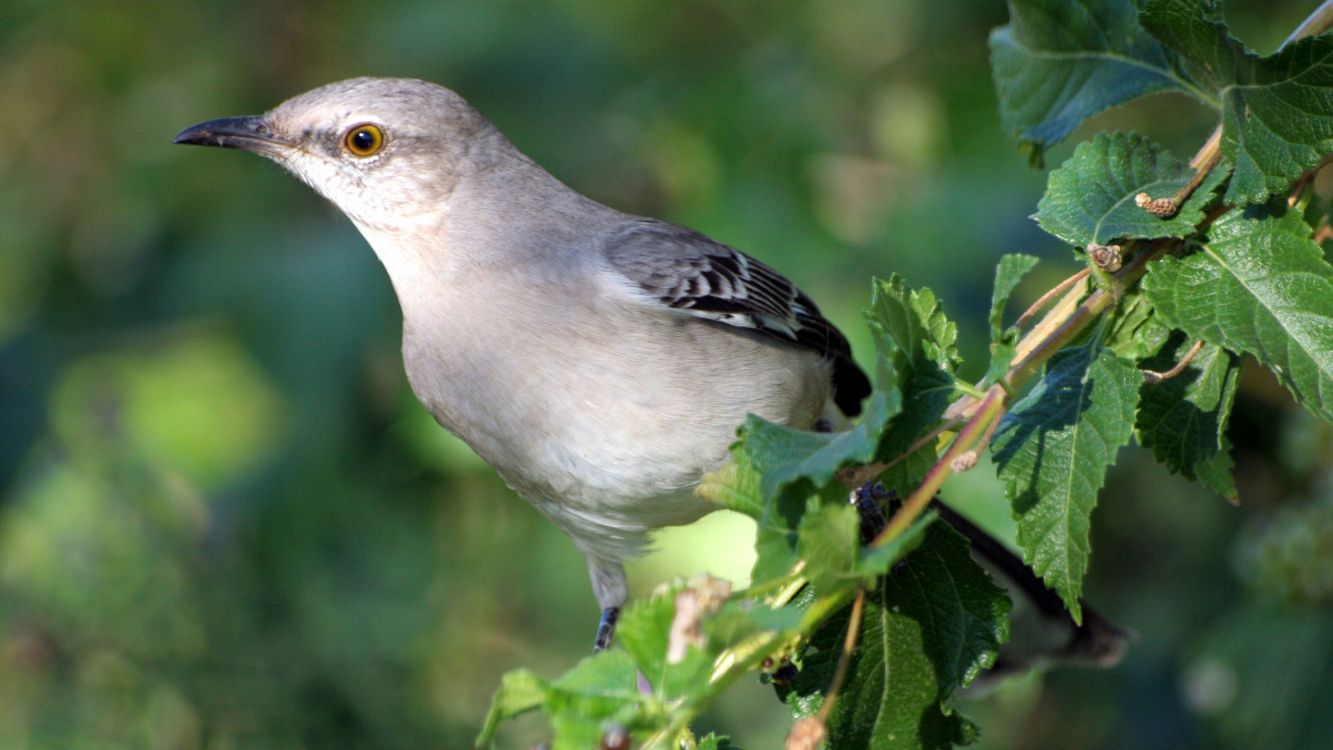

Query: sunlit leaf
[477,651,650,750]
[990,0,1211,161]
[739,362,902,506]
[1143,203,1333,423]
[1036,132,1227,248]
[866,276,960,492]
[1141,0,1333,204]
[990,254,1040,343]
[992,344,1139,620]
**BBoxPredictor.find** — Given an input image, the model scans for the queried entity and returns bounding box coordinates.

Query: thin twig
[950,411,1001,473]
[1190,126,1223,172]
[874,386,1007,547]
[1135,125,1224,217]
[1015,268,1090,329]
[837,416,964,488]
[816,587,867,725]
[1282,0,1333,46]
[1314,223,1333,244]
[1142,339,1205,384]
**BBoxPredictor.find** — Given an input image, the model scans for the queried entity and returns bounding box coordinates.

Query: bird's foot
[592,606,620,652]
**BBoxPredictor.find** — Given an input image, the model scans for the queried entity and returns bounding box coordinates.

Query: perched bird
[174,78,1125,666]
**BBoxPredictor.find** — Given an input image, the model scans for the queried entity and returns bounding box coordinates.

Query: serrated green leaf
[797,505,938,591]
[696,451,764,518]
[1143,203,1333,423]
[868,276,960,375]
[1136,336,1241,500]
[1036,132,1227,247]
[546,651,651,750]
[984,341,1019,389]
[697,734,738,750]
[992,344,1139,621]
[1106,290,1174,360]
[990,253,1040,342]
[477,651,651,750]
[617,580,795,702]
[797,504,862,592]
[985,255,1040,388]
[989,0,1210,160]
[1141,0,1333,204]
[739,360,903,505]
[866,276,960,492]
[780,523,1009,749]
[477,670,549,747]
[616,586,695,698]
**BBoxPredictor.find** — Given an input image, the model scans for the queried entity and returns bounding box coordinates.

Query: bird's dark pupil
[352,129,375,151]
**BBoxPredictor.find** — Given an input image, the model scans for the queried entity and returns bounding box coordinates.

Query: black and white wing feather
[602,219,871,416]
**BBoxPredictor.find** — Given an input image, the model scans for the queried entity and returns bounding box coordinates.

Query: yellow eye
[343,124,384,156]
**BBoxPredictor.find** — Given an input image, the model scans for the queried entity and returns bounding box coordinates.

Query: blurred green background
[2,1,1332,748]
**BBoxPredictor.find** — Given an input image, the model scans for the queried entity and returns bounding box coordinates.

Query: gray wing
[602,219,871,417]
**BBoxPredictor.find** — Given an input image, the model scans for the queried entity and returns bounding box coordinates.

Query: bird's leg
[593,606,620,652]
[585,555,629,651]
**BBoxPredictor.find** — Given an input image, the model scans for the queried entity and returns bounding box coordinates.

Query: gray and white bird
[175,77,870,649]
[174,78,1126,666]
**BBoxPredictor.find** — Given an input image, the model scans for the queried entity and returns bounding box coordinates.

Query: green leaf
[739,361,902,505]
[992,344,1139,621]
[1106,289,1174,360]
[985,254,1040,387]
[797,504,938,591]
[856,510,938,579]
[990,0,1210,161]
[697,734,739,750]
[698,450,805,586]
[617,579,785,702]
[1036,132,1227,247]
[796,504,862,592]
[983,341,1019,390]
[477,670,548,747]
[780,523,1010,749]
[1143,203,1333,423]
[615,585,693,698]
[866,276,961,492]
[476,651,649,750]
[1141,0,1333,204]
[697,450,764,519]
[1135,335,1241,501]
[990,254,1040,343]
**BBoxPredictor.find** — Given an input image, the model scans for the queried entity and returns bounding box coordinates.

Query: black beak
[172,116,282,151]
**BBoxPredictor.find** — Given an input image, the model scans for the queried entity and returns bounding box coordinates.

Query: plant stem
[1015,268,1089,329]
[1284,0,1333,46]
[1141,339,1205,383]
[816,587,867,725]
[873,386,1007,546]
[838,416,963,488]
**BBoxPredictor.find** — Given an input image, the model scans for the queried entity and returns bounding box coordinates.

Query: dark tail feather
[933,501,1133,683]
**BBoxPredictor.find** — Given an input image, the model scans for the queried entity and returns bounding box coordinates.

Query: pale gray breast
[399,270,830,520]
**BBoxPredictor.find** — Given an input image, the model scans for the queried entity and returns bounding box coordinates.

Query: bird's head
[174,77,494,229]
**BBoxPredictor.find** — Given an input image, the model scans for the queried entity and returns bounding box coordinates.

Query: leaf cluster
[482,1,1333,747]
